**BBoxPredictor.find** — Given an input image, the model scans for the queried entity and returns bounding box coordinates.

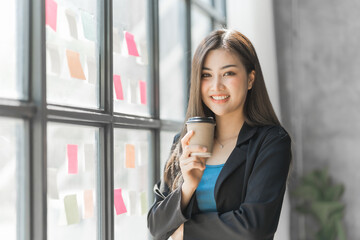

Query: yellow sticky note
[140,192,147,215]
[125,144,135,168]
[66,49,86,80]
[64,194,80,225]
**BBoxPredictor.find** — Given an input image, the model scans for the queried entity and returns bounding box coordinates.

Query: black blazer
[148,122,292,240]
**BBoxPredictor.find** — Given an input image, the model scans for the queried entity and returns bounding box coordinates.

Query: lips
[210,95,230,103]
[211,95,229,100]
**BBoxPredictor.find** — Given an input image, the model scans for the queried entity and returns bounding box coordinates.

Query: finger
[182,161,206,172]
[181,130,195,148]
[182,144,207,158]
[180,156,205,169]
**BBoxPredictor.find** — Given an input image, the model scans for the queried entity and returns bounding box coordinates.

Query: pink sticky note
[139,80,146,105]
[114,188,127,215]
[67,144,78,174]
[113,75,124,100]
[46,0,57,31]
[124,31,140,57]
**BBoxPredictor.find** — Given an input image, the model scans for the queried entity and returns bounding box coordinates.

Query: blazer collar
[235,121,258,146]
[214,122,258,198]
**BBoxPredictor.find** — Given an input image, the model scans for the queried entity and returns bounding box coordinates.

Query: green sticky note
[64,194,80,225]
[80,10,96,42]
[140,192,147,215]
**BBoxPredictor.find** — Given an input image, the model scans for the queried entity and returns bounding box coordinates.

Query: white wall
[226,1,290,239]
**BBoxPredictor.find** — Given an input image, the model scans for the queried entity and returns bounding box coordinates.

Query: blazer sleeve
[183,127,292,240]
[147,133,196,240]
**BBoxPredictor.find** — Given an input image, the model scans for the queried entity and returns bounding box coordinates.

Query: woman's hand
[179,130,207,209]
[170,224,184,240]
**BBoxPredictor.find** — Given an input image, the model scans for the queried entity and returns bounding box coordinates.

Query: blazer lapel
[214,122,258,198]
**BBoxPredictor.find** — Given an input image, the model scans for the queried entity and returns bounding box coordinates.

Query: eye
[224,71,235,76]
[201,73,211,78]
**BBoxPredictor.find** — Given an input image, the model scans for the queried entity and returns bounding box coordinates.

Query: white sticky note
[47,168,59,199]
[128,79,138,104]
[113,28,121,53]
[65,9,78,39]
[47,45,61,74]
[136,41,148,66]
[127,190,138,216]
[84,143,96,172]
[86,57,96,84]
[137,142,148,166]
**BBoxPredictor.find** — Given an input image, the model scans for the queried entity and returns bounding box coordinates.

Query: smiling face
[200,48,255,119]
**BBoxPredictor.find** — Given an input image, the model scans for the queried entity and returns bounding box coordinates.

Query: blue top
[196,163,225,212]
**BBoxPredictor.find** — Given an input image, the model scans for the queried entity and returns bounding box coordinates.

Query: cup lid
[186,116,215,124]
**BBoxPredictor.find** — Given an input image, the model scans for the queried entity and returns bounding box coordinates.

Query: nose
[210,74,225,91]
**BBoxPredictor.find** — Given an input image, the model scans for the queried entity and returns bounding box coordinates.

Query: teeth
[211,95,229,100]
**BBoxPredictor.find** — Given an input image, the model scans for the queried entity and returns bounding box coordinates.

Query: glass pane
[114,128,151,239]
[47,123,99,240]
[0,118,24,239]
[214,0,226,17]
[113,0,150,116]
[191,5,212,57]
[46,0,100,109]
[159,0,186,121]
[0,1,22,99]
[160,131,179,178]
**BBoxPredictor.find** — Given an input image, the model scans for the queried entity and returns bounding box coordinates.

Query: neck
[215,111,245,141]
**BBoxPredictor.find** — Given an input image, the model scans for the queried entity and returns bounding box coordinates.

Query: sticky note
[113,74,124,100]
[113,28,121,53]
[128,80,137,104]
[87,58,96,84]
[64,195,80,225]
[138,143,148,166]
[65,9,78,39]
[136,42,148,65]
[45,0,57,31]
[67,144,78,174]
[125,144,135,168]
[114,188,127,215]
[80,10,96,42]
[139,80,147,105]
[124,31,140,57]
[127,191,137,216]
[47,46,61,74]
[140,192,148,215]
[83,190,94,219]
[84,144,95,172]
[66,49,86,80]
[47,168,59,199]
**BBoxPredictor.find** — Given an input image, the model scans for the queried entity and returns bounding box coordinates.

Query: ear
[247,70,255,90]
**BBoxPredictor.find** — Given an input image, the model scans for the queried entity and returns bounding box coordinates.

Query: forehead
[203,48,243,67]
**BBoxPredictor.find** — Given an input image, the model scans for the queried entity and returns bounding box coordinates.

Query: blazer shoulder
[256,124,291,142]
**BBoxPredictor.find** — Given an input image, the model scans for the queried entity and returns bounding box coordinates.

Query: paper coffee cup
[186,117,216,157]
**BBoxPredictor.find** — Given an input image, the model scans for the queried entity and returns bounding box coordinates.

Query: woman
[147,29,292,240]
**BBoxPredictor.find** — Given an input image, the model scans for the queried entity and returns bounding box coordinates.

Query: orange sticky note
[67,144,78,174]
[83,189,94,219]
[125,144,135,168]
[46,0,57,31]
[66,49,86,80]
[139,80,146,105]
[124,31,140,57]
[113,74,124,100]
[114,188,127,215]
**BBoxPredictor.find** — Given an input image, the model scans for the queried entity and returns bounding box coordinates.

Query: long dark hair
[164,29,281,191]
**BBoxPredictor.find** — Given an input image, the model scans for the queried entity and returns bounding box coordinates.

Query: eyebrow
[202,64,237,70]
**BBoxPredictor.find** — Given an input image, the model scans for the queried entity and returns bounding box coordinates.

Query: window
[0,1,226,239]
